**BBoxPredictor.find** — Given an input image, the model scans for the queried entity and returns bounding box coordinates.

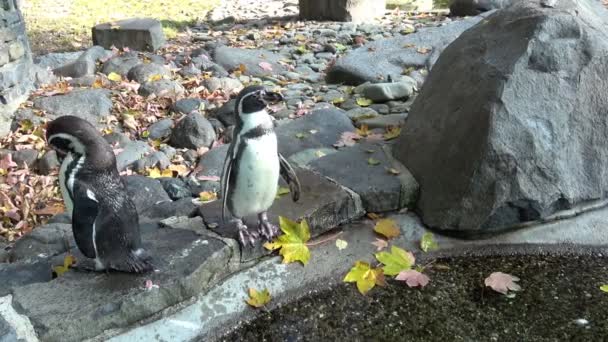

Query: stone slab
[92,18,166,52]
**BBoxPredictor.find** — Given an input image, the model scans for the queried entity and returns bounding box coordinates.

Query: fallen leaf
[600,285,608,293]
[295,132,308,139]
[376,245,415,276]
[335,239,348,250]
[147,167,172,178]
[384,126,401,140]
[396,270,430,288]
[259,62,273,72]
[276,187,291,198]
[144,279,159,291]
[420,232,439,252]
[107,72,122,82]
[334,131,361,148]
[52,254,75,277]
[356,98,373,107]
[147,74,163,82]
[343,261,385,295]
[332,97,345,105]
[199,191,218,202]
[34,204,64,216]
[356,125,370,137]
[367,157,381,166]
[264,217,311,265]
[374,219,400,239]
[168,164,189,176]
[417,47,431,54]
[371,238,388,251]
[122,113,138,131]
[386,167,401,175]
[0,154,17,170]
[197,175,221,182]
[367,213,382,220]
[246,288,271,308]
[485,272,522,295]
[141,130,150,138]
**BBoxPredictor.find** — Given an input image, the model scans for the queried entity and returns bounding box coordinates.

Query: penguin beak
[261,91,284,105]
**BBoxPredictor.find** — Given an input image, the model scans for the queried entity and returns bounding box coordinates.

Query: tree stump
[299,0,386,22]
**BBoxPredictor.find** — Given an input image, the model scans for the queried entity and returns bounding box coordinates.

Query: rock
[67,75,97,87]
[139,79,185,98]
[30,64,58,87]
[356,113,407,129]
[276,108,356,158]
[103,132,131,148]
[299,0,386,22]
[11,148,37,168]
[9,223,72,263]
[179,63,201,77]
[127,63,170,84]
[101,55,142,76]
[192,145,229,192]
[140,197,198,220]
[147,118,173,140]
[158,177,192,200]
[0,261,53,297]
[369,103,390,114]
[394,0,608,233]
[34,51,82,70]
[141,151,171,170]
[450,0,513,16]
[92,18,166,52]
[123,175,171,214]
[361,78,416,102]
[160,145,176,160]
[37,150,60,175]
[203,77,243,94]
[10,220,237,342]
[0,315,16,342]
[47,212,71,224]
[172,98,204,114]
[33,89,113,124]
[212,46,285,77]
[170,113,217,149]
[346,107,379,122]
[309,142,418,212]
[52,46,112,78]
[326,13,491,85]
[116,140,153,171]
[213,99,237,127]
[198,168,364,243]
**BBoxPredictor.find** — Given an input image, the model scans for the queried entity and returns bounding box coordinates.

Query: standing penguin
[46,116,154,273]
[221,85,301,246]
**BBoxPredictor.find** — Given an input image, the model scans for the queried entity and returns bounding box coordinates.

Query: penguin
[221,85,301,246]
[46,115,154,273]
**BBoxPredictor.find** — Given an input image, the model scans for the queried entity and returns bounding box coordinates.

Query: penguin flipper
[278,153,301,202]
[220,141,236,223]
[71,180,99,259]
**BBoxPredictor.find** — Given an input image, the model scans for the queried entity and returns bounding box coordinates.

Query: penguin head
[46,116,114,164]
[235,85,284,116]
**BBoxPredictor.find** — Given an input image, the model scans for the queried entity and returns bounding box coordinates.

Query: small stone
[33,89,113,124]
[127,63,170,84]
[173,98,204,114]
[144,151,171,170]
[369,104,390,114]
[147,118,174,140]
[92,18,166,52]
[346,107,380,122]
[103,132,131,148]
[160,145,176,160]
[213,99,236,127]
[116,140,153,171]
[139,80,185,98]
[178,64,202,77]
[53,46,111,78]
[158,177,192,200]
[11,149,38,168]
[361,79,416,102]
[101,56,142,76]
[203,77,244,94]
[170,112,217,149]
[9,223,72,263]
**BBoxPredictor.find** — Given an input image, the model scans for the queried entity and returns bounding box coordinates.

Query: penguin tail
[114,248,155,274]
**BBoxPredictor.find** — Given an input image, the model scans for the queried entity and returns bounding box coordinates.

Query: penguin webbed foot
[235,219,258,247]
[72,259,101,273]
[257,212,279,241]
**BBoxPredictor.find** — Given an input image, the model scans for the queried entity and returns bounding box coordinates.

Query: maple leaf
[52,254,76,277]
[333,131,361,148]
[259,62,273,72]
[343,261,386,295]
[275,187,290,199]
[485,272,522,295]
[335,239,348,250]
[384,126,401,140]
[246,288,271,308]
[199,191,218,202]
[420,232,439,252]
[264,217,311,265]
[373,218,400,239]
[376,246,415,276]
[396,270,430,288]
[356,98,373,107]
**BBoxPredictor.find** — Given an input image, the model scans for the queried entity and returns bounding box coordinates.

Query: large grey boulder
[52,46,112,78]
[450,0,513,16]
[394,0,608,233]
[325,13,491,85]
[92,18,166,52]
[170,112,217,149]
[212,46,285,77]
[33,89,113,124]
[299,0,386,22]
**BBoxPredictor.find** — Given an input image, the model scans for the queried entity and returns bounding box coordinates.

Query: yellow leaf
[148,74,163,82]
[335,239,348,250]
[161,168,174,178]
[246,288,271,308]
[107,72,122,82]
[53,254,76,277]
[384,126,401,140]
[374,218,400,239]
[376,246,415,276]
[147,167,162,178]
[332,97,345,105]
[343,261,386,295]
[263,217,311,265]
[356,125,370,137]
[199,191,218,202]
[420,232,439,252]
[92,78,104,88]
[601,285,608,293]
[356,98,373,107]
[275,187,290,199]
[168,164,189,176]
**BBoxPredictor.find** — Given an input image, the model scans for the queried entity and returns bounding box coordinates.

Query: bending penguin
[46,115,154,273]
[221,85,301,246]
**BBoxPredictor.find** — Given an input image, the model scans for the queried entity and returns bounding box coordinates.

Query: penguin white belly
[231,134,280,218]
[58,153,75,217]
